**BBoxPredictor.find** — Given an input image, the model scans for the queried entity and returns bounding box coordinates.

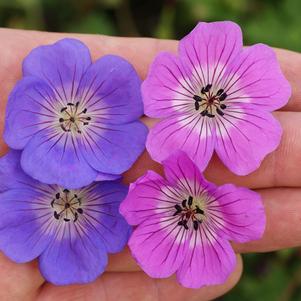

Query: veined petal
[120,170,179,225]
[20,129,98,189]
[214,108,282,175]
[4,76,57,149]
[0,189,53,263]
[146,115,216,171]
[79,121,147,176]
[221,44,291,111]
[162,150,214,194]
[39,228,108,285]
[78,55,143,124]
[23,38,91,102]
[128,217,189,278]
[142,52,196,118]
[208,184,265,243]
[177,231,236,288]
[178,21,243,89]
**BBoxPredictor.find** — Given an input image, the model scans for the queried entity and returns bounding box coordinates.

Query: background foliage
[0,0,301,300]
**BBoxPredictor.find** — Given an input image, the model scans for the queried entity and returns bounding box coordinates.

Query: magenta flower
[120,151,265,288]
[4,38,147,189]
[142,21,291,175]
[0,150,131,285]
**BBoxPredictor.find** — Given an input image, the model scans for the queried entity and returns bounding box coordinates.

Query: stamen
[219,93,227,101]
[193,220,199,230]
[60,107,67,113]
[207,113,215,118]
[216,89,224,96]
[201,109,208,116]
[193,95,202,102]
[216,108,224,116]
[220,104,227,109]
[182,199,187,208]
[194,102,200,111]
[188,196,193,207]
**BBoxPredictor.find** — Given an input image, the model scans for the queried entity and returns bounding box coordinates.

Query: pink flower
[142,21,291,175]
[120,151,265,288]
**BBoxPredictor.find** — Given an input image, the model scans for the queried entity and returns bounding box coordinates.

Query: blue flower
[0,151,131,285]
[4,38,147,189]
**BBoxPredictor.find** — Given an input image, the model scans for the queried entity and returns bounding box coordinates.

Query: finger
[37,255,242,301]
[0,252,44,300]
[126,111,301,189]
[107,247,140,272]
[234,187,301,253]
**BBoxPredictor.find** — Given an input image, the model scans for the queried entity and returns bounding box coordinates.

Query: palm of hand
[0,29,300,301]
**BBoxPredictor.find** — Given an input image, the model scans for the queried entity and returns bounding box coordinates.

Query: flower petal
[177,232,236,288]
[83,181,131,253]
[178,21,243,89]
[23,38,91,102]
[78,55,143,124]
[0,189,52,263]
[162,150,214,192]
[39,227,108,285]
[209,184,265,243]
[20,129,98,189]
[146,115,215,171]
[4,76,57,149]
[142,52,195,118]
[214,108,282,175]
[120,170,175,225]
[222,44,291,111]
[128,217,189,278]
[80,121,147,175]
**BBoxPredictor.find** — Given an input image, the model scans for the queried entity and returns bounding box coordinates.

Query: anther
[188,196,193,207]
[195,206,204,215]
[74,212,78,222]
[82,108,87,114]
[193,220,199,230]
[207,113,215,118]
[77,208,83,214]
[54,211,60,220]
[55,193,60,199]
[216,108,224,116]
[201,109,208,116]
[67,102,74,106]
[193,95,202,102]
[220,104,227,110]
[60,107,67,113]
[182,199,187,208]
[174,204,182,212]
[64,218,71,222]
[70,117,75,123]
[203,84,212,93]
[219,93,227,101]
[63,189,70,193]
[194,102,200,111]
[216,89,224,96]
[86,117,91,121]
[51,199,55,207]
[75,102,80,107]
[83,122,89,126]
[59,118,64,123]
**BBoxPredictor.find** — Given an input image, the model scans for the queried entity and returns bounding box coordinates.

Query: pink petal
[142,52,195,118]
[208,184,265,243]
[128,217,189,278]
[214,108,282,175]
[162,151,215,194]
[222,44,291,111]
[119,171,179,225]
[178,21,243,88]
[146,114,216,171]
[177,231,236,288]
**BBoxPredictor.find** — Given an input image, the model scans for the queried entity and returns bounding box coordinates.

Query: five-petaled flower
[120,151,265,288]
[4,38,147,189]
[0,151,131,285]
[142,21,291,175]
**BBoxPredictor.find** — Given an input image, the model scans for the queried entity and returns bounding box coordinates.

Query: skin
[0,28,300,300]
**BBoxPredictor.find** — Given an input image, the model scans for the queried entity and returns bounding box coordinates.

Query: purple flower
[0,150,131,285]
[4,38,147,189]
[120,151,265,288]
[142,21,291,175]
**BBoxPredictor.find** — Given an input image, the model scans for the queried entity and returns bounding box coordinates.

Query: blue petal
[39,225,108,285]
[20,129,98,189]
[23,38,92,102]
[79,121,148,175]
[0,189,52,263]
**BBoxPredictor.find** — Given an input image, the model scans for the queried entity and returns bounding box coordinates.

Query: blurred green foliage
[0,0,301,300]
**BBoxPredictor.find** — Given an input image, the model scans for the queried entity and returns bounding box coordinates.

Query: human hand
[0,28,300,300]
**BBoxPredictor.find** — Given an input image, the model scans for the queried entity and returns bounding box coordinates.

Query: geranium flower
[0,150,131,285]
[142,21,291,175]
[120,151,265,288]
[4,38,147,189]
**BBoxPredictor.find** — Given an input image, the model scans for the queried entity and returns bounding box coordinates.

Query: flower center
[51,188,84,222]
[58,102,91,134]
[173,195,206,231]
[193,83,227,118]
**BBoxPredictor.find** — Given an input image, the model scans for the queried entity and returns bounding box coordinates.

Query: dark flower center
[173,195,205,231]
[59,102,91,134]
[193,83,227,118]
[51,189,84,223]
